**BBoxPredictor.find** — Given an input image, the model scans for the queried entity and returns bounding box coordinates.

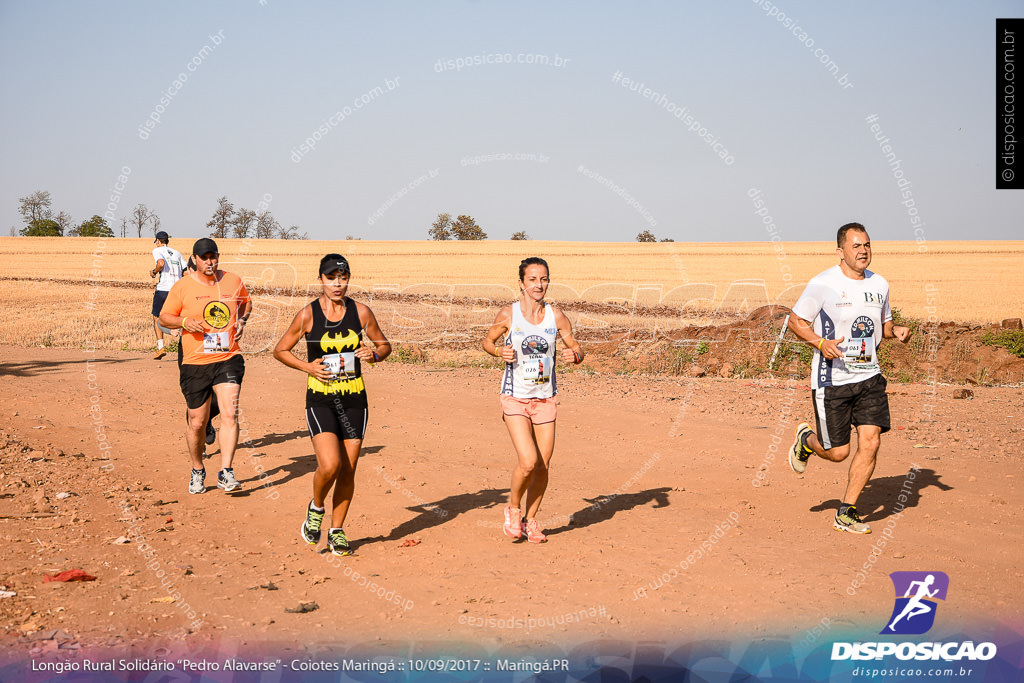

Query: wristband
[573,350,582,364]
[372,351,380,362]
[817,338,824,351]
[182,317,189,329]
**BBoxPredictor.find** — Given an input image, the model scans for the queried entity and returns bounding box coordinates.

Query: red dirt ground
[0,346,1021,661]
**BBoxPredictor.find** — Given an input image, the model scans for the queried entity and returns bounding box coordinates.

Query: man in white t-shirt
[150,231,187,359]
[786,223,911,534]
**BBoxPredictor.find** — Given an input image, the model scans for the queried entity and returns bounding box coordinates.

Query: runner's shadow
[252,445,385,486]
[244,429,308,449]
[810,468,952,522]
[0,357,136,378]
[544,487,673,537]
[356,488,507,549]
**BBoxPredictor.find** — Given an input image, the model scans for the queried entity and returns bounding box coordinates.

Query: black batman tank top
[304,297,367,408]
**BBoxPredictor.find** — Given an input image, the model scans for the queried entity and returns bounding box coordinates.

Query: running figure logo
[881,571,949,635]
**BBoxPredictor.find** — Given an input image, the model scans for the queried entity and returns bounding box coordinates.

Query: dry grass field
[1,237,1021,354]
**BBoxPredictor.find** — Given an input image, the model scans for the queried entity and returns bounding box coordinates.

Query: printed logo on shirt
[863,291,885,306]
[851,316,875,339]
[203,301,231,329]
[321,329,359,352]
[521,335,549,356]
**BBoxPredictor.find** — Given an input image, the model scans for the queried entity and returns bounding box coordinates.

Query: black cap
[154,231,169,243]
[319,254,350,276]
[192,238,219,256]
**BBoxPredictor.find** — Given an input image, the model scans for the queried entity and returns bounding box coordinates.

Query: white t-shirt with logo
[791,265,892,390]
[152,246,186,292]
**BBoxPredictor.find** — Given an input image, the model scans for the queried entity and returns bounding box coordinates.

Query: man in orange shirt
[159,238,252,495]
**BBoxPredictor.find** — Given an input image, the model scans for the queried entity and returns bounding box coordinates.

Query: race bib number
[844,337,877,371]
[521,356,551,384]
[203,331,231,353]
[322,352,357,379]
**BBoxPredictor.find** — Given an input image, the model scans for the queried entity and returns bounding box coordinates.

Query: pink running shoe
[503,505,522,539]
[524,518,547,544]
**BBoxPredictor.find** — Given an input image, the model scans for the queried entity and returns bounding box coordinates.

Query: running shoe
[833,505,872,534]
[789,422,814,474]
[153,348,166,360]
[217,468,241,493]
[524,518,547,544]
[502,505,522,540]
[327,528,352,556]
[205,421,216,445]
[301,503,325,545]
[189,468,205,495]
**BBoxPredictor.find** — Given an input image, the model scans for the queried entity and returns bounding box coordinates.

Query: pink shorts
[500,395,557,425]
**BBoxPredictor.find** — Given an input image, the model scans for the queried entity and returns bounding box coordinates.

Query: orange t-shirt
[161,271,251,365]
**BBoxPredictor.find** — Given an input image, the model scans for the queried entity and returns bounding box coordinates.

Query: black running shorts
[179,355,245,410]
[306,403,368,441]
[811,373,890,450]
[152,290,170,317]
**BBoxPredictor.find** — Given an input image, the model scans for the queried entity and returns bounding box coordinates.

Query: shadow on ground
[810,468,952,522]
[545,487,673,536]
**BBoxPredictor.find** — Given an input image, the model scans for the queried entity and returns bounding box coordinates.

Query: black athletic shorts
[152,290,169,317]
[179,355,245,410]
[305,403,368,441]
[811,373,890,450]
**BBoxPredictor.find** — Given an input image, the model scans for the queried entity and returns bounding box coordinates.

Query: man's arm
[882,320,911,343]
[788,313,845,360]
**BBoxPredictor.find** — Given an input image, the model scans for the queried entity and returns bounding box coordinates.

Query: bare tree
[20,191,53,223]
[151,215,161,237]
[510,230,529,240]
[9,226,17,236]
[254,210,280,239]
[54,211,74,236]
[17,190,53,226]
[429,212,453,240]
[120,216,128,238]
[451,214,486,240]
[232,208,256,239]
[206,196,235,239]
[277,224,308,240]
[130,204,158,238]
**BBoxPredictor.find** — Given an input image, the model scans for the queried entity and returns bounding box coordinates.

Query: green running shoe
[327,528,353,556]
[834,505,872,534]
[301,503,325,545]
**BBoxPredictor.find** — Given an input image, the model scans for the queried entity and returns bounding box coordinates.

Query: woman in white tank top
[482,257,584,543]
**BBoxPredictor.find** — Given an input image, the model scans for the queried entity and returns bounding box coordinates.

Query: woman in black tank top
[274,254,391,556]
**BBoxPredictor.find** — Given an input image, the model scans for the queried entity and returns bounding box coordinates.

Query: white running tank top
[500,302,557,399]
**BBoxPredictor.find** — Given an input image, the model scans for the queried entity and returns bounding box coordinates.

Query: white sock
[309,500,325,512]
[157,340,164,349]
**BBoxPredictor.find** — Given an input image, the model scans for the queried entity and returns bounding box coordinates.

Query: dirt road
[1,347,1021,660]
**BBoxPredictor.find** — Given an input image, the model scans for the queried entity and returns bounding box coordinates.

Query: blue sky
[1,1,1020,242]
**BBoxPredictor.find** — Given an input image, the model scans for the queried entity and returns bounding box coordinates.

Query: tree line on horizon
[10,191,308,241]
[13,192,675,242]
[12,190,160,238]
[425,214,675,242]
[205,196,307,240]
